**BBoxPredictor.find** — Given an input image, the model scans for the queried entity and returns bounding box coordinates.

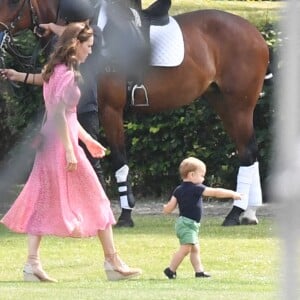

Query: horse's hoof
[240,217,258,225]
[222,217,240,226]
[115,219,135,228]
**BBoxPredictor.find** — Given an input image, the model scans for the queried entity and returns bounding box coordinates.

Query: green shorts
[175,216,200,245]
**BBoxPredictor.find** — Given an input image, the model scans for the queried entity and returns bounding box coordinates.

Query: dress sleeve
[54,69,78,107]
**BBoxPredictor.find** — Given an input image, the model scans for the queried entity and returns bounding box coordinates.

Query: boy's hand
[233,192,243,200]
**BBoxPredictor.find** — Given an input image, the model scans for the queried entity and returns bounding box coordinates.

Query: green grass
[0,215,279,300]
[143,0,284,26]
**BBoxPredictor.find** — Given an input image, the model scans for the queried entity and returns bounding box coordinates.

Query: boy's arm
[163,196,177,214]
[202,187,241,200]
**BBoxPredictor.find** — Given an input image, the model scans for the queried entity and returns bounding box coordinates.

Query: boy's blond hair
[179,157,206,180]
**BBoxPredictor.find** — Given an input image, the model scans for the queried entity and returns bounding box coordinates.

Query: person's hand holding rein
[39,23,66,37]
[0,68,20,81]
[0,68,43,85]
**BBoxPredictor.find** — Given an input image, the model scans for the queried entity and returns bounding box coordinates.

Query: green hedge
[101,75,275,199]
[0,31,44,157]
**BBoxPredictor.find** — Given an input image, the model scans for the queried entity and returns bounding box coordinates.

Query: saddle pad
[150,16,184,67]
[97,6,184,67]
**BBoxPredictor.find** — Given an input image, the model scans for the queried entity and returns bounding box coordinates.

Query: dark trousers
[77,111,106,189]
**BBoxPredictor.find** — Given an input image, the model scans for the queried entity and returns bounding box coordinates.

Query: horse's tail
[264,63,273,86]
[264,46,274,86]
[259,63,273,99]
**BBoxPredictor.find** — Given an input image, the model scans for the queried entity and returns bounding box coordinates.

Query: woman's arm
[78,121,106,158]
[53,101,77,171]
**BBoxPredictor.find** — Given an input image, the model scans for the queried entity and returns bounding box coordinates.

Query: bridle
[0,0,58,72]
[0,0,40,33]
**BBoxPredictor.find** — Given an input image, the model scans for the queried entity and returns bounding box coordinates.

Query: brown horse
[0,0,269,227]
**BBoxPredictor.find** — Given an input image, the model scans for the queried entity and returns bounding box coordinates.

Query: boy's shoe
[164,267,177,279]
[195,271,211,278]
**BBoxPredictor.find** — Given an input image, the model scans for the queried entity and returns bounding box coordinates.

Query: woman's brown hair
[42,22,93,82]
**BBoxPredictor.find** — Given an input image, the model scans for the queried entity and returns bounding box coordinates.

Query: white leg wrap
[120,196,131,210]
[115,164,129,182]
[248,162,263,207]
[242,206,258,221]
[234,164,255,210]
[241,162,262,222]
[115,165,132,210]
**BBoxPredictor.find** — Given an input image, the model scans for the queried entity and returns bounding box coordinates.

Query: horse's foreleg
[110,146,136,227]
[100,105,135,227]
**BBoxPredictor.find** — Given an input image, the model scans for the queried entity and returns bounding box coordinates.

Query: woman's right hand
[66,149,77,172]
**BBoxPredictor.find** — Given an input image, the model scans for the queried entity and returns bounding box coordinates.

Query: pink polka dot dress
[1,64,116,237]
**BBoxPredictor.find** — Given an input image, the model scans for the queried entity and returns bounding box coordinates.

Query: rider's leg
[78,111,106,189]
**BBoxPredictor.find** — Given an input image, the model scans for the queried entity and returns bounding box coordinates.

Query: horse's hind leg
[226,135,262,226]
[206,91,263,226]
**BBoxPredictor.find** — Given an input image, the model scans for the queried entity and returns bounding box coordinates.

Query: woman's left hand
[86,139,106,158]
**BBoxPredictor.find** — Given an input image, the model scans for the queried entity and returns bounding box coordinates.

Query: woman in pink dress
[1,22,141,282]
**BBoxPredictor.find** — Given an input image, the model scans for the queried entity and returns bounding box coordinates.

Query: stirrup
[131,84,149,107]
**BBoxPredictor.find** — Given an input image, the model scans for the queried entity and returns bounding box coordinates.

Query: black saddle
[101,0,171,85]
[142,0,171,26]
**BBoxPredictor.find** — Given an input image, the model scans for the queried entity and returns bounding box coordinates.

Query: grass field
[144,0,283,26]
[0,215,279,300]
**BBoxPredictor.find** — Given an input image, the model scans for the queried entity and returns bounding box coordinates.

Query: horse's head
[0,0,59,70]
[0,0,58,34]
[0,0,29,33]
